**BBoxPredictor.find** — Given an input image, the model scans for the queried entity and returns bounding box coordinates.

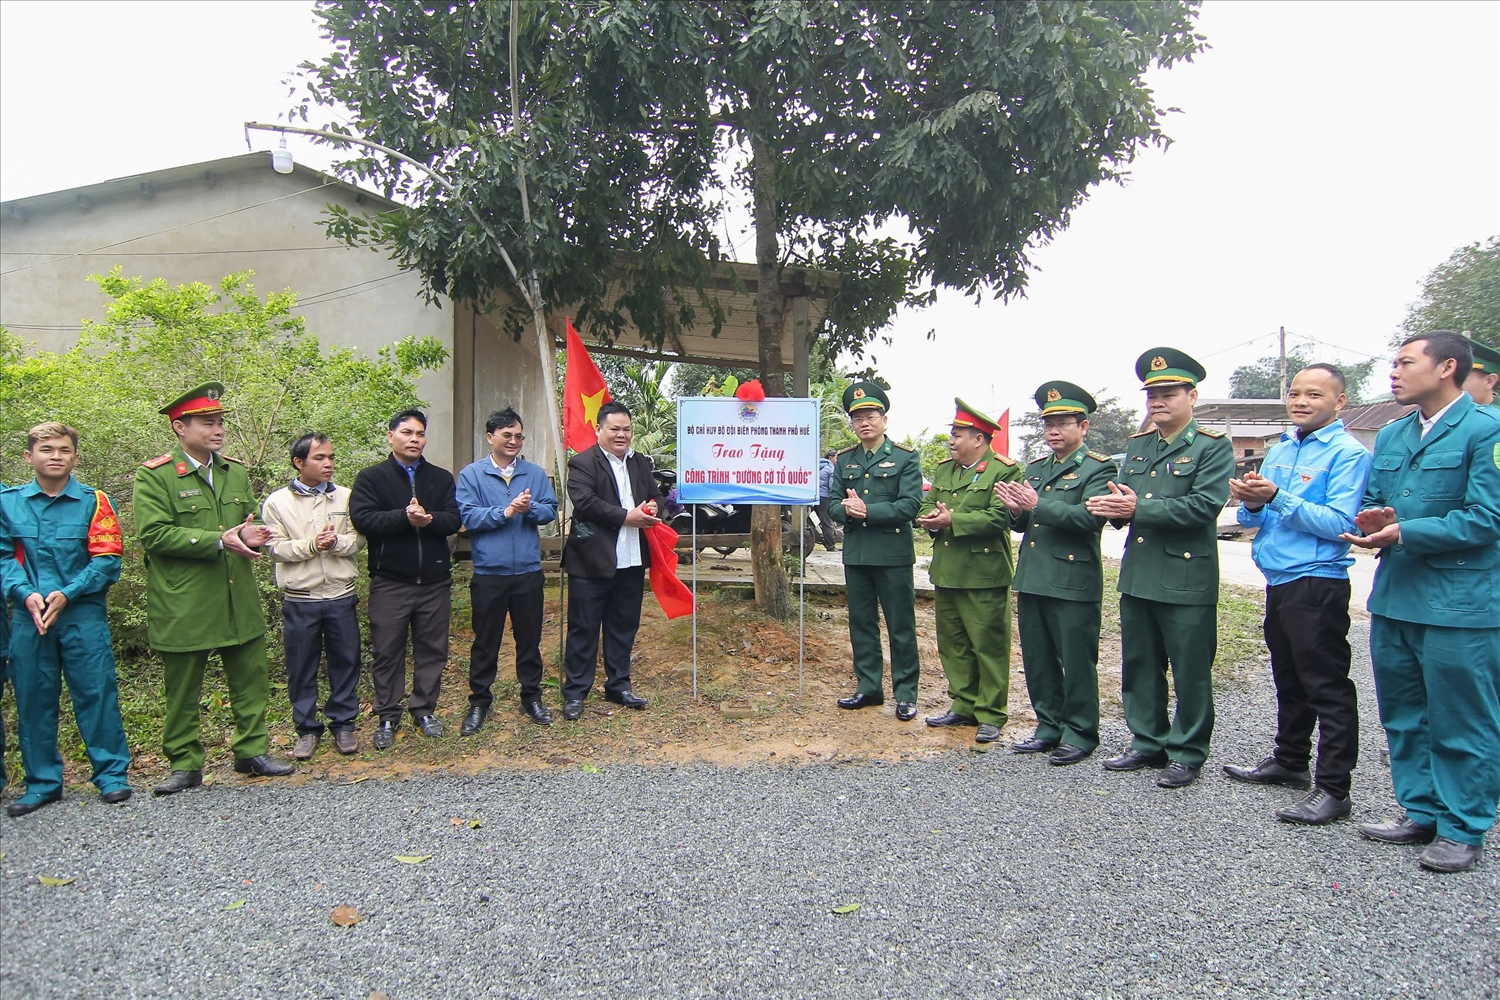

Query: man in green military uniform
[1463,335,1499,409]
[917,399,1021,743]
[134,383,293,794]
[829,382,924,720]
[1086,349,1234,788]
[997,382,1117,765]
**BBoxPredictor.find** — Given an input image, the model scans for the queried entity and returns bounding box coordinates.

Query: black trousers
[814,497,837,548]
[468,571,545,706]
[1264,575,1358,797]
[282,595,361,734]
[563,568,644,702]
[368,576,452,722]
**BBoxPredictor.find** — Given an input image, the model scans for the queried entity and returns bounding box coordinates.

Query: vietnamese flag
[644,522,694,619]
[562,317,611,453]
[990,409,1010,459]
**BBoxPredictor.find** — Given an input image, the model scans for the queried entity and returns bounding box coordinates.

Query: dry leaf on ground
[331,904,362,927]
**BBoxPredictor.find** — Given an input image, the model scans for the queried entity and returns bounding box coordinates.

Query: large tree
[1228,349,1377,405]
[299,0,1204,617]
[1015,393,1140,462]
[1398,236,1500,348]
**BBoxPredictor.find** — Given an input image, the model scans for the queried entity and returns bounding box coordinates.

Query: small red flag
[644,522,694,619]
[990,409,1011,459]
[562,317,611,453]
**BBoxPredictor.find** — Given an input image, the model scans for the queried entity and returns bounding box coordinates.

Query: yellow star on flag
[580,387,607,426]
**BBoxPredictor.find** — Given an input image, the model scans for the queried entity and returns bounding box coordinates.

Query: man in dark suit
[560,401,664,721]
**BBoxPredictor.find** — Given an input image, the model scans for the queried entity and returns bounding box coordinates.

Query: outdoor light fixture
[271,135,293,174]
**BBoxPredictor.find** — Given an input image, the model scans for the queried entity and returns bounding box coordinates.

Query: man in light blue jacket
[1223,365,1371,825]
[456,408,559,733]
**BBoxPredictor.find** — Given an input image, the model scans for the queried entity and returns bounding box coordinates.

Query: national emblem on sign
[1150,356,1168,371]
[1046,388,1061,402]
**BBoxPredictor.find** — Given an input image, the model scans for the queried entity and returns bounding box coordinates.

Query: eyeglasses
[494,433,525,442]
[849,412,882,424]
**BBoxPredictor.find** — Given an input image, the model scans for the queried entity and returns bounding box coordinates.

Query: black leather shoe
[1013,734,1059,754]
[1157,761,1200,788]
[1357,814,1437,845]
[925,711,977,727]
[415,715,444,738]
[5,791,62,817]
[1223,755,1311,789]
[895,702,917,721]
[1419,837,1483,873]
[562,699,585,721]
[152,770,203,795]
[233,754,294,777]
[521,698,554,725]
[100,787,133,804]
[1049,744,1091,766]
[372,719,398,750]
[1103,749,1169,771]
[460,704,488,736]
[606,689,649,710]
[1276,788,1351,825]
[837,692,884,710]
[974,723,1001,743]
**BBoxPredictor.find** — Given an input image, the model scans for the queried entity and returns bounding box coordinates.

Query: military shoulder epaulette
[836,445,858,457]
[1129,429,1155,438]
[1196,427,1225,438]
[991,453,1017,466]
[935,457,955,468]
[1086,450,1113,462]
[142,454,173,469]
[890,442,914,453]
[222,454,246,464]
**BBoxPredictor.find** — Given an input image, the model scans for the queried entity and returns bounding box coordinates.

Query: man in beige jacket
[262,433,366,758]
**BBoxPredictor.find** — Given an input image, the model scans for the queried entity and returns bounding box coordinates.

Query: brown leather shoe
[333,731,359,755]
[290,732,320,760]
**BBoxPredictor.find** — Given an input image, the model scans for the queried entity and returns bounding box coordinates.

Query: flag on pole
[990,409,1010,458]
[562,317,611,453]
[644,522,694,619]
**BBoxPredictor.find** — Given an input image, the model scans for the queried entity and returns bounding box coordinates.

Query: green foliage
[1227,350,1377,405]
[0,269,447,660]
[1398,236,1500,349]
[896,431,953,482]
[1015,394,1141,462]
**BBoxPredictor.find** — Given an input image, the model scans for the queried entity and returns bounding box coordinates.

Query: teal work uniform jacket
[829,438,922,565]
[1362,394,1500,627]
[0,477,122,620]
[1116,420,1235,606]
[1012,448,1116,601]
[920,449,1021,588]
[133,447,267,652]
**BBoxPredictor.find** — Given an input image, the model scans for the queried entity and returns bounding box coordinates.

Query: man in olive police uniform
[998,382,1116,765]
[918,399,1022,743]
[1463,336,1500,409]
[134,383,293,794]
[829,382,924,720]
[1086,349,1234,788]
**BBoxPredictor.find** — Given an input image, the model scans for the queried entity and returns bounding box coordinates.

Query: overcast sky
[2,1,1496,442]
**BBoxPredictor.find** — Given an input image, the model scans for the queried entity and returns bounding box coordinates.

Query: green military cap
[1135,347,1207,388]
[1468,336,1500,377]
[1034,380,1098,416]
[160,382,231,420]
[842,381,890,414]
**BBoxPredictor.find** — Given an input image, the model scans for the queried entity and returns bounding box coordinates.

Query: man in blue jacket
[1224,365,1371,825]
[457,408,559,732]
[0,423,132,816]
[1342,331,1500,873]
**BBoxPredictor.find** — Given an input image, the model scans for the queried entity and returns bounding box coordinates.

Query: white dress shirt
[605,448,643,569]
[1419,394,1462,439]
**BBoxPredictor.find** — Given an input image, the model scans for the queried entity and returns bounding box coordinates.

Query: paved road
[2,632,1493,1000]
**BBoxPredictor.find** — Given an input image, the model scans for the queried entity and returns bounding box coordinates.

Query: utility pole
[1278,325,1288,400]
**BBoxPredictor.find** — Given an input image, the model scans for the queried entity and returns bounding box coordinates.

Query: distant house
[1339,400,1417,452]
[1,153,834,477]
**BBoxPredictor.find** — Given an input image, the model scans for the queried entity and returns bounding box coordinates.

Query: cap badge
[1046,388,1061,402]
[1150,356,1168,372]
[206,386,220,400]
[852,387,866,399]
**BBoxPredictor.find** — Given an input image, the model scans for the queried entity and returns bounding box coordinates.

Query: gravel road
[2,629,1495,1000]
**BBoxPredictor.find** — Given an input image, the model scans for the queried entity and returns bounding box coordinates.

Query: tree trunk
[749,135,793,621]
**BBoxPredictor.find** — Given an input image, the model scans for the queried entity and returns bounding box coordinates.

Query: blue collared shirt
[0,476,122,618]
[1238,419,1372,585]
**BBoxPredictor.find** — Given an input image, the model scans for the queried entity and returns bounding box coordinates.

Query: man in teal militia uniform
[998,382,1117,765]
[0,423,132,815]
[918,399,1022,744]
[1343,331,1500,874]
[829,382,924,720]
[1464,335,1499,409]
[1086,348,1234,789]
[134,383,293,795]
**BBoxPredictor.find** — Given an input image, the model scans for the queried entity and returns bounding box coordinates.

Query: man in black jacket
[560,401,663,720]
[349,410,461,749]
